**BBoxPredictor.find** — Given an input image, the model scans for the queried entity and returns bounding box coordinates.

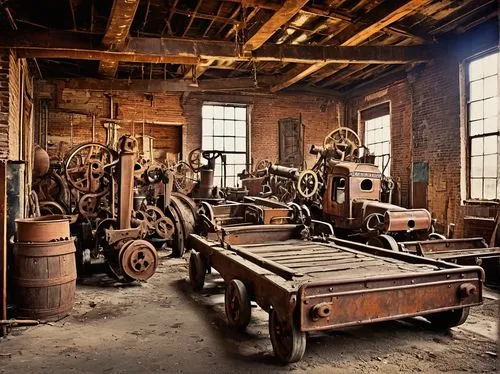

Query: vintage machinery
[196,196,312,237]
[75,135,160,282]
[322,161,432,245]
[32,134,199,281]
[188,222,484,363]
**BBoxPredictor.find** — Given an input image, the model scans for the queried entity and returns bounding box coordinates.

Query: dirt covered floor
[1,251,498,373]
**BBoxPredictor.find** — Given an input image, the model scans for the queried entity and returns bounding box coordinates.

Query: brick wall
[8,50,20,160]
[37,82,344,170]
[345,32,498,239]
[181,92,343,168]
[0,49,30,161]
[0,50,10,159]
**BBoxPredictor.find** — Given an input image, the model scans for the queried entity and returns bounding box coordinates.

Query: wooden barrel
[14,239,77,321]
[15,215,70,242]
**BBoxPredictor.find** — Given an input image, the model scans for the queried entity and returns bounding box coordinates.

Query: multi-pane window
[467,51,499,200]
[201,104,247,187]
[364,114,391,176]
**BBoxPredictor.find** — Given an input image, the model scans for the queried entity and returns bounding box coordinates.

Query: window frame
[201,102,250,188]
[358,101,392,177]
[463,48,500,202]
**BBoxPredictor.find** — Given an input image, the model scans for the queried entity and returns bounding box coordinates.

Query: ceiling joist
[98,0,140,77]
[270,0,433,92]
[243,0,309,50]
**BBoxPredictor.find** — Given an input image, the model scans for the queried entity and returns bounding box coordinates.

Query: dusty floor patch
[0,253,498,373]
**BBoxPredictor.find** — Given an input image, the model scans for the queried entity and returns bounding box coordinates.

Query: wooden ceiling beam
[270,0,432,92]
[98,0,140,78]
[243,0,309,50]
[6,32,435,65]
[336,0,432,46]
[41,77,260,93]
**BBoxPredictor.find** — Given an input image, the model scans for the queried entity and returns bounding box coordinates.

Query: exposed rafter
[98,0,140,77]
[270,0,433,92]
[243,0,309,50]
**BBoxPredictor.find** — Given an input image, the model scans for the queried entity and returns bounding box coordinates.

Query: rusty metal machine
[261,127,500,285]
[188,220,484,363]
[31,134,199,281]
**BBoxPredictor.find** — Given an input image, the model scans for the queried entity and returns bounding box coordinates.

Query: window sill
[463,200,499,206]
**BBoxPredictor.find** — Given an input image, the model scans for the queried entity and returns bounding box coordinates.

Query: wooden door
[412,162,428,209]
[278,117,303,167]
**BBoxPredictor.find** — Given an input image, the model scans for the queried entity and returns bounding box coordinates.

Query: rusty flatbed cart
[188,224,484,363]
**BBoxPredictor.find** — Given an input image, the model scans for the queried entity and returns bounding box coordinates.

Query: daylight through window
[201,104,248,187]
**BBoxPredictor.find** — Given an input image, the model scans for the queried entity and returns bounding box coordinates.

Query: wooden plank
[98,0,141,77]
[297,260,388,274]
[244,0,309,51]
[261,250,353,259]
[271,63,327,93]
[280,256,380,267]
[228,244,304,280]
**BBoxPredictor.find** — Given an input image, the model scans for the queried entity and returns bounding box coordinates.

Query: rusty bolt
[458,283,476,299]
[311,302,332,320]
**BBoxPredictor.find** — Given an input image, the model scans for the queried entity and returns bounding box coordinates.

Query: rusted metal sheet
[383,209,432,232]
[400,238,500,287]
[299,268,481,331]
[15,215,70,242]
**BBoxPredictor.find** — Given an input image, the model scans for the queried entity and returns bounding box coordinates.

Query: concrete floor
[1,251,498,373]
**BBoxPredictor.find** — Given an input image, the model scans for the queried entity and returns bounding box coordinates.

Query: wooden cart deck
[188,224,484,363]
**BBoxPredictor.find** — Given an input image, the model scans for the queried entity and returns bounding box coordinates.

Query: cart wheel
[426,307,470,329]
[269,309,306,364]
[366,234,399,251]
[189,251,206,291]
[225,279,251,329]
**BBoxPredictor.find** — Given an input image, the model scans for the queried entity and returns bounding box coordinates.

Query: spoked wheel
[366,234,399,251]
[363,213,385,232]
[323,127,361,160]
[188,148,202,173]
[425,307,470,329]
[64,142,116,193]
[189,251,206,291]
[225,279,251,329]
[297,170,319,199]
[269,309,306,364]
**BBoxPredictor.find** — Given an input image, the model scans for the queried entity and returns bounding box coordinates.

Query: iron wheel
[269,309,306,364]
[225,279,251,329]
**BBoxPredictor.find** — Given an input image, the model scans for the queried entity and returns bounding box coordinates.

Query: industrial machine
[31,135,198,281]
[259,127,500,285]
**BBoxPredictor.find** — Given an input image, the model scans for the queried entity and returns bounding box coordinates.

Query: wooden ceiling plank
[203,2,226,38]
[182,0,203,37]
[244,0,309,50]
[270,0,432,92]
[98,0,141,77]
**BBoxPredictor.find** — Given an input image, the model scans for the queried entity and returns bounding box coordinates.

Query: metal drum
[15,215,71,242]
[13,238,77,321]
